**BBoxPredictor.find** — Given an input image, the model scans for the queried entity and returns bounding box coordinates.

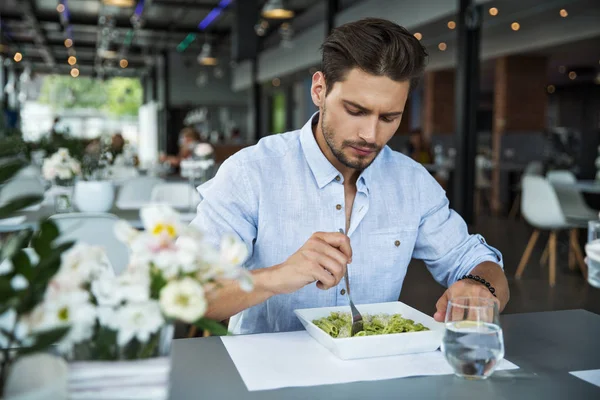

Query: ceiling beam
[151,0,227,11]
[20,0,56,66]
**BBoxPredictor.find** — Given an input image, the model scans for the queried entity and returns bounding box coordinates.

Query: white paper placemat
[570,369,600,387]
[221,331,518,391]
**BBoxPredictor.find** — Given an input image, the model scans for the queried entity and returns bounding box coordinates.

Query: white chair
[0,177,45,208]
[546,170,598,221]
[515,176,587,286]
[115,176,164,210]
[509,161,544,219]
[49,213,130,275]
[150,182,200,209]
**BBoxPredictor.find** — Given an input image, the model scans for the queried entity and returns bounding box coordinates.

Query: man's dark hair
[321,18,428,95]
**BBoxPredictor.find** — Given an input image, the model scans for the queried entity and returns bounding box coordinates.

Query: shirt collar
[299,112,383,191]
[300,112,342,189]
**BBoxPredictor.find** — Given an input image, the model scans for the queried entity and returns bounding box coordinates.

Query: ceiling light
[560,9,568,18]
[64,38,73,48]
[68,56,77,65]
[438,42,447,51]
[447,21,456,29]
[262,0,294,19]
[272,78,281,87]
[71,68,80,78]
[120,59,128,68]
[547,85,555,94]
[489,7,499,16]
[14,52,23,62]
[568,71,577,80]
[57,4,65,13]
[102,0,136,7]
[511,22,520,31]
[414,32,422,40]
[558,65,566,74]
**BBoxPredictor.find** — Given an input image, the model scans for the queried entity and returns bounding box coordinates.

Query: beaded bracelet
[458,274,497,297]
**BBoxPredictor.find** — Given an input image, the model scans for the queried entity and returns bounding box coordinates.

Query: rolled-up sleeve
[190,157,257,259]
[412,167,503,288]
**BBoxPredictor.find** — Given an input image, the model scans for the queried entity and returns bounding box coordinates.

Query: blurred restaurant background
[1,0,600,316]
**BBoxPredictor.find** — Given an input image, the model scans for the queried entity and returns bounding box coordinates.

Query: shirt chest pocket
[359,229,417,282]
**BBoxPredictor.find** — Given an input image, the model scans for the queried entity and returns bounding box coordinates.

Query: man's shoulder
[227,130,301,167]
[379,146,429,175]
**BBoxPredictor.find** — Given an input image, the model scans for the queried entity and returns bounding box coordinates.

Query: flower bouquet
[41,148,81,212]
[59,204,252,399]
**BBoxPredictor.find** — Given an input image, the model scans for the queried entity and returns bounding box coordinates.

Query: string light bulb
[511,22,520,31]
[14,52,23,62]
[414,32,422,40]
[68,56,77,66]
[57,4,65,13]
[560,9,568,18]
[120,59,128,68]
[447,21,456,30]
[438,42,447,51]
[64,38,73,48]
[489,7,499,16]
[71,68,80,78]
[568,71,577,80]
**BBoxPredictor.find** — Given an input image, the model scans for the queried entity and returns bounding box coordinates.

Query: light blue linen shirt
[191,114,503,334]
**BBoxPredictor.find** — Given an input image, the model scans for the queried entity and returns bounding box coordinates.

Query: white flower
[116,269,150,303]
[0,258,14,275]
[96,306,118,329]
[194,143,214,157]
[159,278,207,323]
[28,290,96,354]
[113,301,164,346]
[141,204,183,244]
[114,220,140,245]
[11,274,28,291]
[91,274,121,307]
[57,167,72,180]
[220,234,248,267]
[57,243,112,284]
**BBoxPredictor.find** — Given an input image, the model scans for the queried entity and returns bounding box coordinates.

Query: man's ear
[310,71,327,107]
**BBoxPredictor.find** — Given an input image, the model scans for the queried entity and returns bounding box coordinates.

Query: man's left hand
[433,279,499,322]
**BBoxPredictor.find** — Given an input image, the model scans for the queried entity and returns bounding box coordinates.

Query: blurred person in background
[160,127,201,168]
[406,130,434,164]
[110,133,125,158]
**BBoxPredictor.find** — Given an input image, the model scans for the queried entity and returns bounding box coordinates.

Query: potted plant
[73,144,115,213]
[41,148,81,213]
[61,203,252,398]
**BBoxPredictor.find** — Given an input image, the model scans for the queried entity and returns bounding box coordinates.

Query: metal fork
[343,259,364,336]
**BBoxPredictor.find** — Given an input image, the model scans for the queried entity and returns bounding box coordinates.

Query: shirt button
[394,240,401,247]
[338,228,344,234]
[335,175,341,181]
[336,204,342,210]
[340,289,346,295]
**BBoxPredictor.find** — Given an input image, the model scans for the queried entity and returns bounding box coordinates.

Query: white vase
[73,181,115,213]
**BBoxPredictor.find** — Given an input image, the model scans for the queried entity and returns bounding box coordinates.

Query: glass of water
[441,297,505,380]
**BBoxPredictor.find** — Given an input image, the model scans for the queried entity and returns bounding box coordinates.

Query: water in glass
[441,297,505,380]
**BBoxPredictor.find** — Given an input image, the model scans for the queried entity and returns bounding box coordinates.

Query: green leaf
[0,158,27,185]
[93,326,119,360]
[12,249,33,281]
[0,196,42,218]
[193,318,229,336]
[18,327,70,356]
[39,220,60,243]
[1,229,33,261]
[0,277,15,303]
[149,266,167,299]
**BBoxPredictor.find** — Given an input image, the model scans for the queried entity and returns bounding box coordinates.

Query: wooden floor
[400,216,600,317]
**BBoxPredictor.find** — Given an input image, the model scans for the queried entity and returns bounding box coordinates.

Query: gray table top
[0,204,196,232]
[169,309,600,399]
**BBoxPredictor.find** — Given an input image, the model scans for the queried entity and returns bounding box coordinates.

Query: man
[191,18,508,335]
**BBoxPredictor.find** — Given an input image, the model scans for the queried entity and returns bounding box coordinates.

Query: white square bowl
[294,301,445,360]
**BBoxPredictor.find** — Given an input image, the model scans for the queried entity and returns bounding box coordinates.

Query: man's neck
[312,116,360,185]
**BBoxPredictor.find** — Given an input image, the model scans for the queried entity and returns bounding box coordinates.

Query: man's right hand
[269,232,353,295]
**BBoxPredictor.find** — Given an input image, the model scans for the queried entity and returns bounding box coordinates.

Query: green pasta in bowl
[313,311,430,338]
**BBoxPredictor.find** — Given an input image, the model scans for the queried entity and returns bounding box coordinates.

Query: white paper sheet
[570,369,600,387]
[221,331,519,391]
